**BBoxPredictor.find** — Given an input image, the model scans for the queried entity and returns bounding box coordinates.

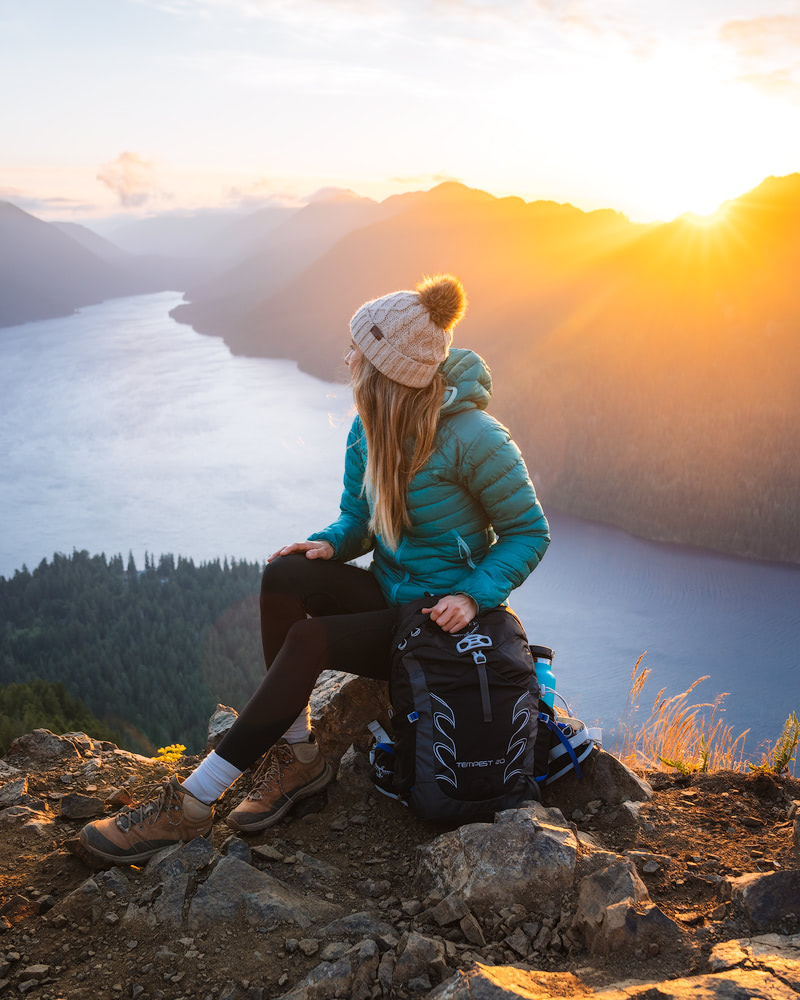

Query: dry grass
[619,656,754,774]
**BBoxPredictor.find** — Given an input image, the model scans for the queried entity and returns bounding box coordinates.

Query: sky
[1,0,800,224]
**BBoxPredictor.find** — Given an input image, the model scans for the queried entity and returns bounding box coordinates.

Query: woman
[78,274,550,866]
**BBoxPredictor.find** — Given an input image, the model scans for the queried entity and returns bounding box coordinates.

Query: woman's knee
[260,553,307,597]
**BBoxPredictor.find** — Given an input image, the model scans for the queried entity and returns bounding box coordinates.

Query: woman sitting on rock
[78,273,550,866]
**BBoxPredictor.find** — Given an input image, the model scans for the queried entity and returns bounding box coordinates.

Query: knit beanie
[350,274,467,387]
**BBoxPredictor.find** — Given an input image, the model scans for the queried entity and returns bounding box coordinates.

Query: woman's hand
[268,540,334,562]
[422,594,478,633]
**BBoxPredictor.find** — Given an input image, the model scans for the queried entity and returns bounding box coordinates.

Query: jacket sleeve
[451,417,550,612]
[307,416,375,562]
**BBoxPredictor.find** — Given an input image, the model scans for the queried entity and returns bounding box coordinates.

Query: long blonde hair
[351,358,444,550]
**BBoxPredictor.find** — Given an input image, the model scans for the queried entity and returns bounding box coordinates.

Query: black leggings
[215,554,400,771]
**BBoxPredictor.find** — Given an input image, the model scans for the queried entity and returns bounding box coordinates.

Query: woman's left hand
[422,594,478,633]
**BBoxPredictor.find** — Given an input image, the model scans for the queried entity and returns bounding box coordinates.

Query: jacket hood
[440,348,492,414]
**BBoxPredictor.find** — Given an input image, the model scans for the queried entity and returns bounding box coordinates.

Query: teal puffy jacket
[309,348,550,612]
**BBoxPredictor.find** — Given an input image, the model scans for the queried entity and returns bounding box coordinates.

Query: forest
[0,550,265,755]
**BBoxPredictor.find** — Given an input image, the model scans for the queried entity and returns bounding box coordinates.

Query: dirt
[0,749,798,1000]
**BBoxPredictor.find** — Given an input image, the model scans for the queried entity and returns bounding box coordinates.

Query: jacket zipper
[455,532,477,569]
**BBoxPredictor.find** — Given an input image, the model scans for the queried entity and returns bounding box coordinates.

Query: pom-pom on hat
[350,274,467,387]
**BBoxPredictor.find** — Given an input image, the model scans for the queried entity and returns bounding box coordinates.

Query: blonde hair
[351,357,444,550]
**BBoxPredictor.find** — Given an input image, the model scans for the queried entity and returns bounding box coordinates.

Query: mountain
[0,203,207,328]
[171,176,800,564]
[0,202,133,327]
[106,203,296,261]
[53,221,130,260]
[169,189,413,333]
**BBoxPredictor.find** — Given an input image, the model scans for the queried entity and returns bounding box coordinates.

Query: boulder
[275,958,354,1000]
[318,911,398,942]
[725,871,800,930]
[187,856,341,930]
[59,792,105,819]
[542,748,652,816]
[310,672,389,766]
[0,776,28,807]
[48,868,131,926]
[393,931,450,986]
[206,704,239,750]
[573,859,682,955]
[429,965,590,999]
[415,803,581,918]
[6,729,82,764]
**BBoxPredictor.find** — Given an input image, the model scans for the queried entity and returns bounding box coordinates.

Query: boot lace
[247,743,295,801]
[114,778,183,832]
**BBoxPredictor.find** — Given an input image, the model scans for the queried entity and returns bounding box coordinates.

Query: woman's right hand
[267,540,334,562]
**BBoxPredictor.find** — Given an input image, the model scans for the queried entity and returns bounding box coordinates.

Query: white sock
[182,750,243,804]
[281,705,312,744]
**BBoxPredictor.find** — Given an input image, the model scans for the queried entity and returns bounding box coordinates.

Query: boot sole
[74,827,213,868]
[226,761,334,833]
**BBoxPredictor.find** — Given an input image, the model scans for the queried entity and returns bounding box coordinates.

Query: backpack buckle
[456,633,492,653]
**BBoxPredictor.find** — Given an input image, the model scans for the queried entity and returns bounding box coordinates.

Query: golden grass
[619,656,754,774]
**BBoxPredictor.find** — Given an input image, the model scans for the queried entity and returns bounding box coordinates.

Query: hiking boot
[226,738,332,833]
[78,775,213,867]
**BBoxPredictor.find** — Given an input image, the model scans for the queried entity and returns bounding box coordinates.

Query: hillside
[0,721,797,998]
[0,551,264,755]
[0,204,192,328]
[171,177,800,564]
[0,202,132,327]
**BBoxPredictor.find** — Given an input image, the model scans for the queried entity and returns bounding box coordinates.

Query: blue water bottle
[530,644,556,708]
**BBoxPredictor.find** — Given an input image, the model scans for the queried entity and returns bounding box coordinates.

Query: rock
[188,856,341,930]
[6,729,83,763]
[505,927,529,957]
[429,965,588,998]
[626,851,673,874]
[332,745,376,803]
[252,844,285,863]
[206,705,239,750]
[17,964,50,982]
[727,871,800,929]
[0,804,50,823]
[573,859,682,955]
[350,938,380,1000]
[276,958,353,1000]
[295,850,343,881]
[416,803,581,918]
[60,792,105,819]
[378,951,395,995]
[49,869,130,926]
[0,776,28,807]
[0,760,22,781]
[394,931,449,986]
[709,939,749,971]
[431,894,470,926]
[222,836,251,864]
[0,895,39,925]
[542,748,653,816]
[320,942,349,961]
[459,913,486,947]
[310,671,389,766]
[319,911,398,941]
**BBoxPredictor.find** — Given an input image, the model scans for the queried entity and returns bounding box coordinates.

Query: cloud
[96,152,159,208]
[720,15,800,101]
[720,15,800,60]
[0,189,95,216]
[389,172,463,186]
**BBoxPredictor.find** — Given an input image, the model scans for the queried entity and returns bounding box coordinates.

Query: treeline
[0,550,265,755]
[0,678,120,756]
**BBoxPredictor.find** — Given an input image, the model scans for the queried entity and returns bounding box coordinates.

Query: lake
[2,293,798,761]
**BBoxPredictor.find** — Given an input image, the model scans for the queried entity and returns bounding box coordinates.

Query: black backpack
[379,597,541,822]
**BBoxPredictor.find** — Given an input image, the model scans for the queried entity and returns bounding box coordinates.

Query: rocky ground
[0,680,798,1000]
